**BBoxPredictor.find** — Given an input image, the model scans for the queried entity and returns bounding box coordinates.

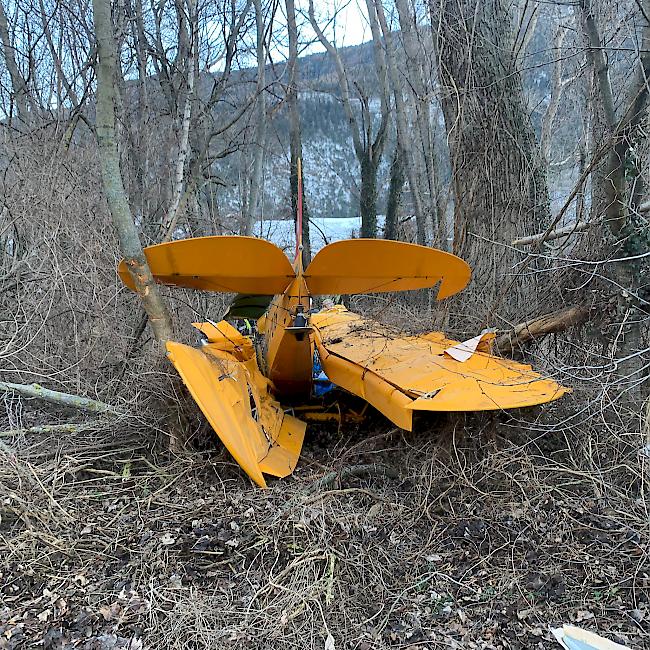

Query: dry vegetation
[2,0,650,647]
[1,392,649,649]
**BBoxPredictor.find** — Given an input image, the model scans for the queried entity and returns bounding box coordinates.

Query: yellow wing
[118,236,295,295]
[304,239,471,299]
[166,321,305,488]
[312,306,569,430]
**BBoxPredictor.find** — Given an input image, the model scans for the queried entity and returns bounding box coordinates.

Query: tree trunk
[0,0,32,126]
[92,0,173,344]
[360,156,378,238]
[286,0,311,263]
[432,0,550,318]
[162,0,196,242]
[372,0,427,244]
[577,0,650,398]
[384,144,405,240]
[242,0,267,238]
[393,0,439,236]
[308,0,389,244]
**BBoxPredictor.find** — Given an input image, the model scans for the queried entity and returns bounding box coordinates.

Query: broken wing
[167,321,305,488]
[312,307,569,431]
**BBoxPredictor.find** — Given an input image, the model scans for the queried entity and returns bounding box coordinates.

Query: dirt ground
[1,399,649,649]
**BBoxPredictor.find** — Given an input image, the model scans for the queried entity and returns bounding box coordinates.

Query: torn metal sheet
[167,321,305,488]
[311,307,569,423]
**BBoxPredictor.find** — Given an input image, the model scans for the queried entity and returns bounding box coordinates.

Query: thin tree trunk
[385,144,405,240]
[308,0,389,241]
[577,0,650,396]
[373,0,427,245]
[92,0,173,344]
[539,24,569,168]
[243,0,267,237]
[360,157,379,238]
[0,0,32,125]
[161,0,196,242]
[286,0,311,262]
[393,0,439,235]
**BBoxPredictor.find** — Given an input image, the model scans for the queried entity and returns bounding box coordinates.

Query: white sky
[305,0,371,49]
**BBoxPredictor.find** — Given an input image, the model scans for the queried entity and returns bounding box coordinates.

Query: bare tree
[242,0,267,238]
[371,0,428,244]
[92,0,173,344]
[307,0,390,238]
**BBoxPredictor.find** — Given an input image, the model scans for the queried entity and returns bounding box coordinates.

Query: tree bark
[286,0,311,262]
[576,0,650,397]
[162,0,197,241]
[432,0,550,317]
[92,0,173,344]
[0,0,33,125]
[496,305,590,355]
[392,0,439,239]
[384,144,405,240]
[372,0,427,244]
[0,381,119,414]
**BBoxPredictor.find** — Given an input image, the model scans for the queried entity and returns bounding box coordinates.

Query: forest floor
[1,400,649,650]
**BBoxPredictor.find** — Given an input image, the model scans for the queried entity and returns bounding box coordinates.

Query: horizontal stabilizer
[118,236,295,295]
[304,240,471,299]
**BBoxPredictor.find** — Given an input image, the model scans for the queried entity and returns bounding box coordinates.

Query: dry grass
[1,390,649,649]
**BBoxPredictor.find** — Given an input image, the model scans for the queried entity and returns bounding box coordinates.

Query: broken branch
[0,422,104,437]
[0,381,120,415]
[512,221,591,246]
[496,305,590,355]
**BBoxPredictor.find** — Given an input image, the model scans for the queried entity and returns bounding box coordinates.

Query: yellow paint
[118,236,295,295]
[311,307,569,421]
[118,236,569,488]
[304,239,471,299]
[166,321,306,487]
[261,257,313,397]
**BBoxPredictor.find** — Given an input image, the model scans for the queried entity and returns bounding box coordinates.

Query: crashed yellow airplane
[119,235,568,488]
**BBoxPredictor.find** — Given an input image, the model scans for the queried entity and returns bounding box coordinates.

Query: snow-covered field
[254,215,386,254]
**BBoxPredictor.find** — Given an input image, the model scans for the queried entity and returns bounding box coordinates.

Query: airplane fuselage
[260,257,313,397]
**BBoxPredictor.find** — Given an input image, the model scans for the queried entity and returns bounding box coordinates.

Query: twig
[0,422,104,437]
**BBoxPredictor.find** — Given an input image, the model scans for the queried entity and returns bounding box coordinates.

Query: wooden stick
[512,221,591,246]
[0,422,102,437]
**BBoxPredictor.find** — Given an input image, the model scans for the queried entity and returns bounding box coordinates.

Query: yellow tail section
[118,236,295,295]
[304,240,471,299]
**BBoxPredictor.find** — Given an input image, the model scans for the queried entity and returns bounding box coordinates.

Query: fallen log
[496,305,590,355]
[0,381,119,414]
